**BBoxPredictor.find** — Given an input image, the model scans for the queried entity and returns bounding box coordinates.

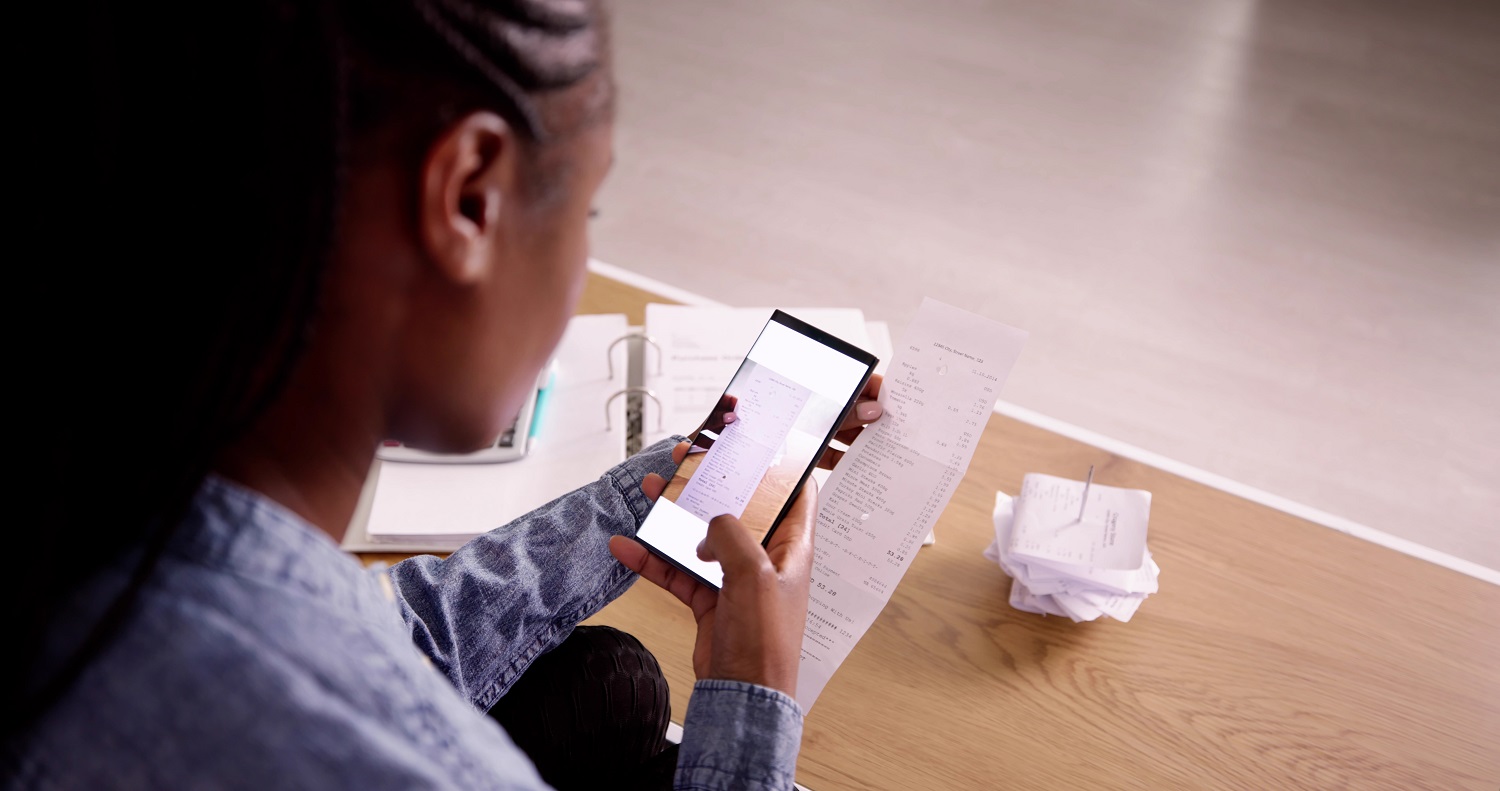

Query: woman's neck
[214,341,389,544]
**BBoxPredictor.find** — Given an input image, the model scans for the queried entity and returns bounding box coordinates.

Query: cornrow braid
[407,0,603,139]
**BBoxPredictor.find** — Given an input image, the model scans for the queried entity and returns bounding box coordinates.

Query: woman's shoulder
[14,567,538,790]
[11,484,539,790]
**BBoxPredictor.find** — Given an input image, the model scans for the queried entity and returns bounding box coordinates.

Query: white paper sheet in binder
[983,473,1159,622]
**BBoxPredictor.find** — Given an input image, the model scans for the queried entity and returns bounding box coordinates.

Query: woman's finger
[609,535,708,608]
[837,399,884,435]
[698,513,773,576]
[835,375,884,434]
[640,473,667,502]
[816,446,845,470]
[833,425,865,446]
[763,480,817,571]
[672,441,691,465]
[824,375,885,464]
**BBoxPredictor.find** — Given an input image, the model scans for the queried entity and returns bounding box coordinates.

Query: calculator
[376,365,549,464]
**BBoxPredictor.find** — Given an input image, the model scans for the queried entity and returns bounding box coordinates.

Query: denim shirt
[9,438,803,790]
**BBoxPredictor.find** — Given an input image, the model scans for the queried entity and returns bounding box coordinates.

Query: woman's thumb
[698,514,770,575]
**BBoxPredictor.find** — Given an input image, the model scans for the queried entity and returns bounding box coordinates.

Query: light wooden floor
[591,0,1500,569]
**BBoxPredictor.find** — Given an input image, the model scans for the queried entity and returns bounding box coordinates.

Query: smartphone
[634,311,878,589]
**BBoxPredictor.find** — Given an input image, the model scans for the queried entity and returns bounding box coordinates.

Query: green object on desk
[527,369,557,452]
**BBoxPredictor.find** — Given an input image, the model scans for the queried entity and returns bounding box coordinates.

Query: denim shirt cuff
[385,434,689,711]
[676,679,804,791]
[608,435,689,529]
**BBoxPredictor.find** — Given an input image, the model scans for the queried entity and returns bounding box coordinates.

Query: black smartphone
[634,310,878,589]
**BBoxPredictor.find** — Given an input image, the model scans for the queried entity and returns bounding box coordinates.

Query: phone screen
[634,311,877,589]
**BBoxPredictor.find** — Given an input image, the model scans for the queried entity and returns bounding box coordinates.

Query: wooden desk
[370,273,1500,790]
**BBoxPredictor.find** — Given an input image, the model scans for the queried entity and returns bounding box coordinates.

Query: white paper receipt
[1009,474,1149,570]
[796,298,1027,708]
[987,476,1158,623]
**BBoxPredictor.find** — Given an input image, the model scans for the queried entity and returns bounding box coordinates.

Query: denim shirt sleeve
[385,437,682,712]
[385,437,808,791]
[677,680,804,791]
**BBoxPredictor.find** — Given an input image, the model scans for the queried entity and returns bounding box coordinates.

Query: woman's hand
[608,441,817,698]
[699,393,739,436]
[818,373,883,470]
[610,376,882,696]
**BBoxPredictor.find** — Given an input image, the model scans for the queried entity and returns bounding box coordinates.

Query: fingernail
[856,401,882,421]
[723,412,736,424]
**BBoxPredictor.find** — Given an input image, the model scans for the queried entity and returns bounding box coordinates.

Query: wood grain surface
[363,274,1500,789]
[588,410,1500,791]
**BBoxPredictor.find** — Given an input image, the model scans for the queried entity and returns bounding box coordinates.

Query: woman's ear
[418,111,518,284]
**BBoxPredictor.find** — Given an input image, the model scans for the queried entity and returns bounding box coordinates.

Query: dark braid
[10,0,604,744]
[409,0,601,137]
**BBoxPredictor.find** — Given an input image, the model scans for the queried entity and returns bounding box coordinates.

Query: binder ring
[605,387,663,434]
[606,332,663,380]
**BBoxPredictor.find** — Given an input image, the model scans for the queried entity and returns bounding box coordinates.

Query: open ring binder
[604,386,663,434]
[606,331,663,380]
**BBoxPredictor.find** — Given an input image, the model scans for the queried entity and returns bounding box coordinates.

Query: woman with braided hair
[9,0,882,788]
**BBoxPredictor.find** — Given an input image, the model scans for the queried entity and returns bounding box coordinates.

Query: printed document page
[797,298,1027,707]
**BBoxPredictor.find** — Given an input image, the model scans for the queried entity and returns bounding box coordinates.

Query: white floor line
[992,401,1499,586]
[589,260,1499,586]
[590,259,725,308]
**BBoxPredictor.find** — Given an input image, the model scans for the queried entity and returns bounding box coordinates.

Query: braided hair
[13,0,606,742]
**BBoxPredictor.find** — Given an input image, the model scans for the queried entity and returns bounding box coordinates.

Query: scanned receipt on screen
[678,365,811,522]
[797,298,1027,708]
